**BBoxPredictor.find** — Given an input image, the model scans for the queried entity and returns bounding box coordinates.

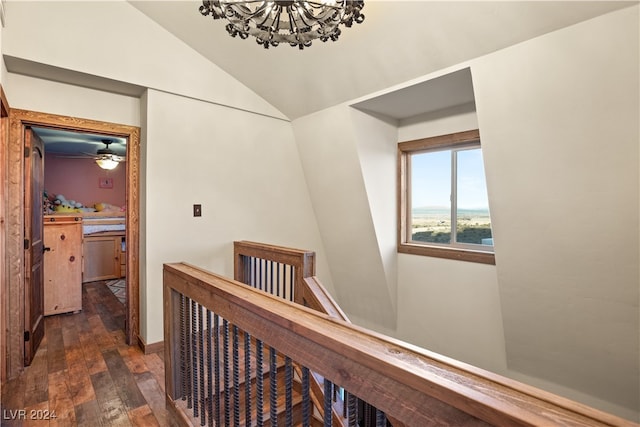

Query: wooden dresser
[43,215,83,315]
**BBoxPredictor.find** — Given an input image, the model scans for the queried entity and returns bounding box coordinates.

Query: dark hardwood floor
[1,281,171,426]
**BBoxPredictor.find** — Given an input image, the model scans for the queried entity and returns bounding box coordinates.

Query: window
[398,129,495,264]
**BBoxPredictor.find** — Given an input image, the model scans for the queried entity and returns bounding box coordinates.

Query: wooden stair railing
[234,241,315,305]
[235,241,383,426]
[234,241,348,426]
[164,262,636,427]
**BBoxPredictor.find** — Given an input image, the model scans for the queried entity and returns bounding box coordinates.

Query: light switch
[193,204,202,217]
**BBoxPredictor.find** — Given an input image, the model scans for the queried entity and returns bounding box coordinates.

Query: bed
[82,211,126,235]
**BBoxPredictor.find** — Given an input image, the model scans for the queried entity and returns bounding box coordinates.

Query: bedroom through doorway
[4,109,141,379]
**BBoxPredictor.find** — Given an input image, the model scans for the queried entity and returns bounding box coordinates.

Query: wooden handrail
[164,262,636,427]
[234,241,348,426]
[301,276,349,321]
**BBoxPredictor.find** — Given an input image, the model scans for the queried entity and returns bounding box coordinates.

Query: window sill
[398,243,496,265]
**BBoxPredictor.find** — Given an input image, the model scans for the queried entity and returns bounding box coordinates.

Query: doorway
[5,108,140,379]
[36,126,128,327]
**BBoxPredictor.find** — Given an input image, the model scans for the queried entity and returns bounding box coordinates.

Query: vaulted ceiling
[129,1,634,120]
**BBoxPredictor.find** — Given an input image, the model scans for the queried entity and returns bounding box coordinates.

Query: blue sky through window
[411,148,489,211]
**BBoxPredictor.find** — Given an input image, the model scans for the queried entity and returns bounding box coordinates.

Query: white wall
[294,6,639,421]
[142,89,332,342]
[394,102,507,374]
[473,5,639,417]
[293,94,506,364]
[350,108,399,318]
[2,1,285,120]
[4,73,140,126]
[0,1,332,345]
[293,107,397,333]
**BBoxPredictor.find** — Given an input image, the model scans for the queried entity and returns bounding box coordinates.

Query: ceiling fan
[55,139,125,170]
[93,140,124,170]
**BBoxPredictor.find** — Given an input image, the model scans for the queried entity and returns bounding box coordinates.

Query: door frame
[5,108,140,379]
[1,87,9,385]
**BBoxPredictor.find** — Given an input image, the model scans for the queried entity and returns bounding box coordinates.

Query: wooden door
[24,127,45,365]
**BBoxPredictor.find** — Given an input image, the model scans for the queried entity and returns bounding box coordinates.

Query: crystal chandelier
[199,1,365,49]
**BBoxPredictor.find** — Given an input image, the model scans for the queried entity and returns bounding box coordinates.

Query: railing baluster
[276,261,282,299]
[180,294,187,401]
[251,256,255,287]
[364,401,372,427]
[244,331,252,427]
[206,310,213,427]
[269,260,280,296]
[199,304,206,426]
[376,408,386,427]
[289,265,295,302]
[323,379,333,427]
[192,300,199,417]
[256,339,264,426]
[214,314,221,427]
[347,391,357,427]
[301,366,310,427]
[223,319,230,427]
[285,356,293,427]
[252,256,257,288]
[233,325,240,427]
[186,299,193,409]
[270,346,278,427]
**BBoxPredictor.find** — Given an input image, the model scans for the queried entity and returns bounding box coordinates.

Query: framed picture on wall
[99,177,114,189]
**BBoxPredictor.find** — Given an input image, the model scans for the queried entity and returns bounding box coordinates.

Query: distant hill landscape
[411,206,492,245]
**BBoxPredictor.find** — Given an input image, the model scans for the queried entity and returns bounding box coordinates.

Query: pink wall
[44,153,126,208]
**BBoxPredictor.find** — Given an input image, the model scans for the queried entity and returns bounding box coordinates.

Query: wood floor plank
[89,370,131,426]
[102,348,148,411]
[127,404,161,427]
[97,282,125,314]
[46,326,67,373]
[143,353,166,393]
[73,400,102,427]
[3,280,170,427]
[118,346,150,375]
[73,311,93,335]
[87,313,117,351]
[1,368,26,427]
[94,302,122,333]
[134,371,169,426]
[59,316,96,407]
[78,330,108,376]
[63,360,96,408]
[109,329,127,348]
[47,315,62,329]
[48,370,77,427]
[24,341,49,407]
[22,400,49,427]
[80,286,97,318]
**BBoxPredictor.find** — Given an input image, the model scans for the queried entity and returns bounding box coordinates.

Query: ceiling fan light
[96,157,119,170]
